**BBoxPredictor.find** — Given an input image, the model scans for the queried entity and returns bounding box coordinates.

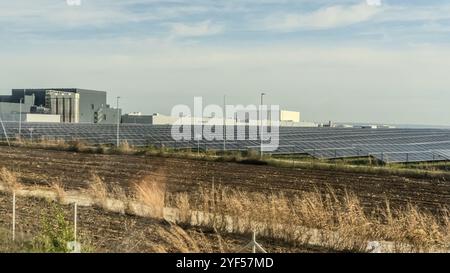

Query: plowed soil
[1,146,449,213]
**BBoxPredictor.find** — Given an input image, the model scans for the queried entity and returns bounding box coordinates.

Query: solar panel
[1,122,450,163]
[435,150,450,160]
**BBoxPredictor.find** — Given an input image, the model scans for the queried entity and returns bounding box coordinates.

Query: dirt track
[0,146,449,213]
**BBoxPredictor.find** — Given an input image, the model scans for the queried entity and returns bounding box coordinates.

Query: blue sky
[1,0,450,125]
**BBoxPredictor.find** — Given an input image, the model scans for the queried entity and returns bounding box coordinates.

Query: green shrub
[33,203,75,253]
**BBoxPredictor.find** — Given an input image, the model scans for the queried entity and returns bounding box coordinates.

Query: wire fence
[3,190,269,253]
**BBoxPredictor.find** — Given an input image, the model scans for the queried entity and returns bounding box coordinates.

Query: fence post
[238,231,267,253]
[67,202,81,253]
[12,191,16,242]
[74,202,78,243]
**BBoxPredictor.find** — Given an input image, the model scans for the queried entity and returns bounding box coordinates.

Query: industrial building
[0,88,121,124]
[122,110,317,127]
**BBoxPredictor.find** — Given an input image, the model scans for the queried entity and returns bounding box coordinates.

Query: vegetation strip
[1,167,449,253]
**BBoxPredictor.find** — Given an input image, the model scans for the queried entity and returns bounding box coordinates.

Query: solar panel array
[1,121,450,163]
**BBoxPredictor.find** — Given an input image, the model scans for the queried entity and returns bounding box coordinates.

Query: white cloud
[0,0,215,29]
[170,20,224,37]
[262,3,382,31]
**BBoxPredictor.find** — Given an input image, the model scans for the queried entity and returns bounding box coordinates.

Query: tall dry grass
[1,165,448,252]
[153,223,200,253]
[171,185,450,252]
[0,167,21,192]
[87,173,109,205]
[132,171,167,218]
[112,141,133,155]
[49,180,66,202]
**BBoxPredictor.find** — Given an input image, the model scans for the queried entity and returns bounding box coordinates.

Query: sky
[0,0,450,125]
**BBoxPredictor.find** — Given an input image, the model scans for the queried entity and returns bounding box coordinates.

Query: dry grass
[86,174,131,211]
[113,141,133,154]
[155,224,200,253]
[174,193,191,224]
[379,202,450,251]
[0,167,21,192]
[32,138,73,150]
[87,174,109,207]
[0,165,448,252]
[67,140,88,152]
[49,180,66,202]
[171,185,450,252]
[132,172,167,218]
[110,183,127,201]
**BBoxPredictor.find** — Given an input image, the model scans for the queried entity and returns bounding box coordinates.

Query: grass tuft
[132,172,167,218]
[0,167,21,192]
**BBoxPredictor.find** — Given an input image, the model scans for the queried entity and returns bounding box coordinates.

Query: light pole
[223,95,226,152]
[196,134,201,156]
[29,128,34,143]
[116,96,121,147]
[0,106,10,147]
[19,89,25,141]
[260,92,266,157]
[19,98,22,141]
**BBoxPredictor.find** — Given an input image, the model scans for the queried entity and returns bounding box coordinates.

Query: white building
[122,110,318,127]
[1,113,61,123]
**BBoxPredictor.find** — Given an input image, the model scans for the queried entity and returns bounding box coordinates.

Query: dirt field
[0,146,449,213]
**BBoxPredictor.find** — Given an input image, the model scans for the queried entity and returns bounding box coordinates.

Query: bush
[33,203,75,253]
[67,140,87,152]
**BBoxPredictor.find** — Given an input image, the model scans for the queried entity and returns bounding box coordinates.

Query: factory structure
[0,87,318,127]
[122,110,317,127]
[0,88,121,124]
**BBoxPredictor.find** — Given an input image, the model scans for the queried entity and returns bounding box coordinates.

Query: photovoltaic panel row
[370,151,448,163]
[1,122,450,163]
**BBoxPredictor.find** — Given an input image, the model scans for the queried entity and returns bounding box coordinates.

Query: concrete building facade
[1,113,61,123]
[0,94,35,120]
[0,88,120,124]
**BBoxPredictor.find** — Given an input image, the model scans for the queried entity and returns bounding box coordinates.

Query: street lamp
[116,96,121,147]
[19,89,25,141]
[29,128,34,143]
[260,92,266,157]
[0,112,10,147]
[223,95,226,152]
[196,133,202,156]
[19,98,22,141]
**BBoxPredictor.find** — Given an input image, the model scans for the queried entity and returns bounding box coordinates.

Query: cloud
[262,3,382,31]
[0,0,215,31]
[169,20,224,37]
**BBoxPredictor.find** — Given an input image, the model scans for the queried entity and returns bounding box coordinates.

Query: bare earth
[0,146,449,213]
